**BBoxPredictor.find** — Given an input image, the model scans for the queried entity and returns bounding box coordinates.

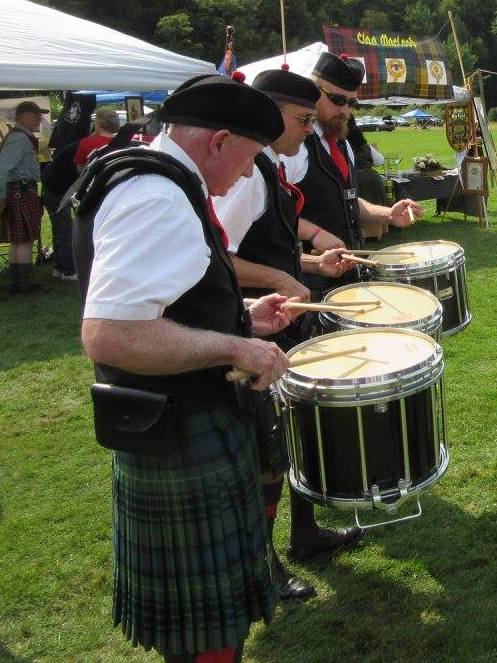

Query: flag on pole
[322,25,453,100]
[218,25,237,76]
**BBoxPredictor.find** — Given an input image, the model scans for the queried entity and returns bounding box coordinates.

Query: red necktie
[326,137,349,184]
[277,163,305,216]
[207,196,229,249]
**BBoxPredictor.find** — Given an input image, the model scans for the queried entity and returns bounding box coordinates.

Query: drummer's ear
[209,130,232,155]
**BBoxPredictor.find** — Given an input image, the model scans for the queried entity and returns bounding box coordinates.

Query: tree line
[47,0,497,105]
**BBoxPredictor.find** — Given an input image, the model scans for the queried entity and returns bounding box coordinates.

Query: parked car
[415,116,444,128]
[356,115,395,132]
[427,116,444,126]
[384,115,410,127]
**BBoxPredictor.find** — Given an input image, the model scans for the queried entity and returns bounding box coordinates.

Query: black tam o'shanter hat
[159,74,284,146]
[252,70,320,109]
[312,52,364,91]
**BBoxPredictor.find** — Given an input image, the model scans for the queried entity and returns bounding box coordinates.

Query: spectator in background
[0,101,48,294]
[347,115,388,206]
[41,139,80,280]
[73,109,120,172]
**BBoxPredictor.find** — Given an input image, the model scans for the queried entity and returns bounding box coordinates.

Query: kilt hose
[112,405,277,658]
[0,185,43,244]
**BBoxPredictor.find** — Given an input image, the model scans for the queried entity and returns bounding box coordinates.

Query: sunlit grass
[2,127,497,662]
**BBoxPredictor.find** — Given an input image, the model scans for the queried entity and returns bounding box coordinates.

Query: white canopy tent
[239,41,466,106]
[0,0,215,91]
[239,42,328,84]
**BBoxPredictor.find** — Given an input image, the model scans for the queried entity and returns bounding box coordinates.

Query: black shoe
[273,560,316,601]
[288,526,365,562]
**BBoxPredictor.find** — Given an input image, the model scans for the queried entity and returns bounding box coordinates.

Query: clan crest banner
[322,26,453,101]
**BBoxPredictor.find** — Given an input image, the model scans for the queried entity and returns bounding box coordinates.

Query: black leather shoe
[288,526,365,562]
[273,560,317,601]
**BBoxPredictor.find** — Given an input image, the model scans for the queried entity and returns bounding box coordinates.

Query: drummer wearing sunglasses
[281,51,422,300]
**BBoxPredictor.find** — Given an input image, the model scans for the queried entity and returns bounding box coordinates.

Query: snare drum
[279,329,449,526]
[319,281,442,339]
[371,240,471,336]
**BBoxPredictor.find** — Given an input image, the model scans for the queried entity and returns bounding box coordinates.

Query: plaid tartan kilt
[0,186,42,244]
[112,405,277,657]
[254,388,289,476]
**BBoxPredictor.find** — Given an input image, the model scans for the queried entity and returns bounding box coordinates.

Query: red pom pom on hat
[281,62,290,71]
[231,70,246,83]
[339,53,349,61]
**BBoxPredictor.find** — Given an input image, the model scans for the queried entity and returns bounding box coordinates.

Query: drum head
[282,329,443,404]
[323,282,441,329]
[373,240,462,268]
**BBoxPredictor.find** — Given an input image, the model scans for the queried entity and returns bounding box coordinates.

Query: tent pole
[280,0,287,64]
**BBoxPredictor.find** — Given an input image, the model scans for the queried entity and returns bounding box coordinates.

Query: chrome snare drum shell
[279,328,444,407]
[371,240,465,280]
[279,328,448,522]
[320,281,443,338]
[370,240,471,336]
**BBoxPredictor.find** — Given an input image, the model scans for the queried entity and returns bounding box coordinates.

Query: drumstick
[280,301,378,314]
[340,254,378,267]
[244,298,380,309]
[341,250,415,256]
[407,205,415,224]
[226,345,367,382]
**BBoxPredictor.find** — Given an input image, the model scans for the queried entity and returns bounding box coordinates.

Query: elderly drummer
[281,52,422,298]
[214,69,362,603]
[78,75,296,663]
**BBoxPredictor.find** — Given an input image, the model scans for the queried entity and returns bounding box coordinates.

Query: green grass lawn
[2,127,497,662]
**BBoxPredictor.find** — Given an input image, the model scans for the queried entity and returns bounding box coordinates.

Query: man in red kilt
[0,101,48,294]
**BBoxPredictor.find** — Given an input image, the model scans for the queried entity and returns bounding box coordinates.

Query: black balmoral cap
[160,74,284,146]
[312,52,365,91]
[252,69,320,109]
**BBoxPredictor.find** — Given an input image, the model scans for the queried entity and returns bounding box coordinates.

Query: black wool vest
[72,148,251,407]
[299,132,362,250]
[237,152,302,299]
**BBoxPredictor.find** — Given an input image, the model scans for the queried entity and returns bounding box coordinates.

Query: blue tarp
[75,90,168,104]
[401,109,433,118]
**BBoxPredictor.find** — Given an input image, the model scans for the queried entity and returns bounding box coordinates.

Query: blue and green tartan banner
[322,26,454,101]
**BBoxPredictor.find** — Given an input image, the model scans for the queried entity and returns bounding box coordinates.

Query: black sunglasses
[319,87,359,108]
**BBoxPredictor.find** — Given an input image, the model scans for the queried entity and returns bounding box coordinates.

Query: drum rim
[372,240,465,275]
[288,443,450,510]
[280,328,444,404]
[321,281,443,333]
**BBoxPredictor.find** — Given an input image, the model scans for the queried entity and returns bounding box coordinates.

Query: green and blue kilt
[112,405,277,658]
[254,387,289,476]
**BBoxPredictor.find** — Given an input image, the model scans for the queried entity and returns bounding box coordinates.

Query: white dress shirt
[213,145,280,253]
[83,134,211,321]
[281,123,355,185]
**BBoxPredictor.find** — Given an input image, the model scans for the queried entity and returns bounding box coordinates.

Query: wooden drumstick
[244,298,380,310]
[340,254,378,267]
[280,301,378,314]
[226,345,367,382]
[342,250,415,256]
[407,205,416,224]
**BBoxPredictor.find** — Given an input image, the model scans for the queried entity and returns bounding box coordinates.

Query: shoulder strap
[73,146,251,335]
[73,147,204,217]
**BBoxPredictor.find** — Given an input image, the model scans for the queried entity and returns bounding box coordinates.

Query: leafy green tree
[403,1,438,35]
[359,10,391,30]
[155,12,197,53]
